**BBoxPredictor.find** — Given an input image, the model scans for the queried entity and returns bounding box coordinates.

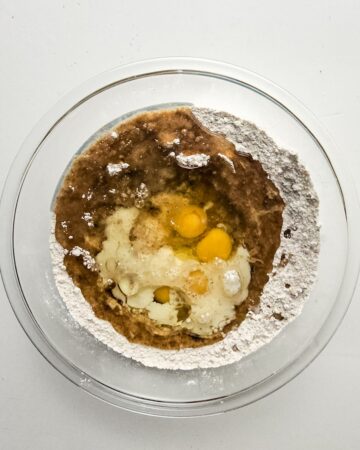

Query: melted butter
[96,206,251,336]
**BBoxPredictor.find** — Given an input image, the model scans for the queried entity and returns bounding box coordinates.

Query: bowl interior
[5,66,351,414]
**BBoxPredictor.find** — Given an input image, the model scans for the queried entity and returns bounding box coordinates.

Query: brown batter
[54,108,284,349]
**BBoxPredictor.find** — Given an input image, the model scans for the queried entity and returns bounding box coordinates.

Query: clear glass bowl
[1,58,359,417]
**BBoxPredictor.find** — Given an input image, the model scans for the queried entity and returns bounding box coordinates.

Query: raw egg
[196,228,232,262]
[171,205,207,239]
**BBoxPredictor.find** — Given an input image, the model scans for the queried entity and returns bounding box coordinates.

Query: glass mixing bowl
[1,58,359,417]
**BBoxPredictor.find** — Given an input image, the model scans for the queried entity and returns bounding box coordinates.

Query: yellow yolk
[196,228,232,262]
[154,286,170,303]
[172,205,207,239]
[188,270,208,295]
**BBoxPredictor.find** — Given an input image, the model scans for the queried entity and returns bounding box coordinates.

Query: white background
[1,1,360,449]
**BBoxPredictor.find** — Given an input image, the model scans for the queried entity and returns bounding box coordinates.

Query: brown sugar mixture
[54,108,284,350]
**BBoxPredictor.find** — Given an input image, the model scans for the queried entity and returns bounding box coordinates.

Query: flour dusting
[68,246,96,271]
[175,152,210,169]
[50,107,320,370]
[106,162,129,176]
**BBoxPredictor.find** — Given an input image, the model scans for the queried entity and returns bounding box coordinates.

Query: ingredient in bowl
[51,106,319,369]
[196,228,232,262]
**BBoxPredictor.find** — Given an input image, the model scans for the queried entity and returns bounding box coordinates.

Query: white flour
[50,107,320,370]
[68,246,97,271]
[106,162,129,176]
[174,152,210,169]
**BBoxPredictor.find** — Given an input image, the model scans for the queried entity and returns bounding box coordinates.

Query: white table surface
[1,1,360,449]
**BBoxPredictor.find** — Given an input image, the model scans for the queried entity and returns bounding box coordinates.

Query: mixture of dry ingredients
[51,106,320,370]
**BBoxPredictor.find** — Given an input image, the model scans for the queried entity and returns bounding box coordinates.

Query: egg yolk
[172,205,207,239]
[196,228,232,262]
[154,286,170,303]
[188,270,208,295]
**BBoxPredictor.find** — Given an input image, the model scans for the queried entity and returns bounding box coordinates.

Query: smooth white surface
[1,0,359,448]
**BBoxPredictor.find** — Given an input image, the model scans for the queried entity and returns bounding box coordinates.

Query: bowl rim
[1,57,359,417]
